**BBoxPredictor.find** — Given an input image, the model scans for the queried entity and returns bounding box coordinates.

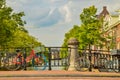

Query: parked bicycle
[97,57,108,72]
[106,57,119,72]
[3,46,48,71]
[74,53,90,71]
[97,57,119,72]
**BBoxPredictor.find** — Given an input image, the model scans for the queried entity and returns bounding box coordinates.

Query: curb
[0,74,120,77]
[0,71,120,77]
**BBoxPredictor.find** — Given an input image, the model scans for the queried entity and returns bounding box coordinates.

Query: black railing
[46,47,70,70]
[0,47,119,72]
[78,49,120,72]
[0,47,70,71]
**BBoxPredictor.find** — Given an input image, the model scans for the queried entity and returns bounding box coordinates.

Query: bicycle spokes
[32,53,48,70]
[4,54,21,71]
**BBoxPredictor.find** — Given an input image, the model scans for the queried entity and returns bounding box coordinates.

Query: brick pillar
[68,38,79,71]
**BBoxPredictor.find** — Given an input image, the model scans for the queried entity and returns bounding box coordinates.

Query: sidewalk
[0,70,120,77]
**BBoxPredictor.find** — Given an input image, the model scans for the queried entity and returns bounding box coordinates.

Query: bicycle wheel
[4,53,21,71]
[97,58,108,72]
[75,58,90,71]
[80,59,90,71]
[33,53,48,70]
[74,58,80,71]
[112,58,119,73]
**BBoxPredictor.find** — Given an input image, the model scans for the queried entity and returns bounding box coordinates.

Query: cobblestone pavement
[0,70,120,80]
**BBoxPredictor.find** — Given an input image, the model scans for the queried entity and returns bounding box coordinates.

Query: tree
[0,0,25,46]
[63,6,106,50]
[7,29,41,48]
[62,25,80,47]
[79,5,105,49]
[78,5,108,71]
[62,6,108,71]
[0,0,41,48]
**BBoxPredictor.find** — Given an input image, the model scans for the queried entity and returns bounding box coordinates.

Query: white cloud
[60,5,71,23]
[50,0,66,3]
[50,0,60,3]
[48,8,56,16]
[6,0,120,46]
[59,1,73,23]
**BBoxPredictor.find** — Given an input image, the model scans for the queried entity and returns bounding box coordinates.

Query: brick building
[98,6,120,50]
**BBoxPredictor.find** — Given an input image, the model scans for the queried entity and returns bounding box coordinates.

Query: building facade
[98,6,120,50]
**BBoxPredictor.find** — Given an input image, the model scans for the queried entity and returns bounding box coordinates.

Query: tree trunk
[88,44,92,71]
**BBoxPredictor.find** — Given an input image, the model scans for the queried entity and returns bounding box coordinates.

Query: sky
[6,0,120,46]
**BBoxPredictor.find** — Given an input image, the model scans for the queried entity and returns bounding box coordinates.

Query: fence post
[23,48,27,70]
[68,38,79,71]
[48,48,52,70]
[118,56,120,72]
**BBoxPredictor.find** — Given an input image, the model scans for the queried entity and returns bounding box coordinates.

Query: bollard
[68,38,79,71]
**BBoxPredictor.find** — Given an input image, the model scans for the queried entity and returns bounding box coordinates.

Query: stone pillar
[68,38,79,71]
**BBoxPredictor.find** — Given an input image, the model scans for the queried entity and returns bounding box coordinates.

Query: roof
[98,6,120,31]
[98,6,109,18]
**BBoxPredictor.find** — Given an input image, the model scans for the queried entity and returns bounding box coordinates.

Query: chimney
[98,6,109,18]
[103,6,107,10]
[102,6,109,15]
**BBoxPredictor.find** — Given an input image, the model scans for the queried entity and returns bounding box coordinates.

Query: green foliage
[62,25,80,47]
[79,6,104,46]
[0,0,41,48]
[63,5,107,49]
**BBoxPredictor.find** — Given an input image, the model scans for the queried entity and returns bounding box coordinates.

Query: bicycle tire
[4,53,21,71]
[75,58,90,71]
[80,59,90,71]
[97,58,108,72]
[112,58,119,73]
[103,59,119,73]
[64,53,70,70]
[32,53,48,70]
[74,62,81,71]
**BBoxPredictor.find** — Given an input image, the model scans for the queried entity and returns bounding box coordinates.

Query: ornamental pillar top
[68,38,79,45]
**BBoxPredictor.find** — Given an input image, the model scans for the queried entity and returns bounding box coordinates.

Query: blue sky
[6,0,120,46]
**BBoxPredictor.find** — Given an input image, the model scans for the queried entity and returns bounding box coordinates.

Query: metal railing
[77,49,120,72]
[0,47,71,71]
[45,47,70,70]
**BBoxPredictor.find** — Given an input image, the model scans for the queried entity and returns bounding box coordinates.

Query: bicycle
[105,57,119,72]
[97,57,119,72]
[3,47,48,71]
[74,53,90,71]
[97,57,108,72]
